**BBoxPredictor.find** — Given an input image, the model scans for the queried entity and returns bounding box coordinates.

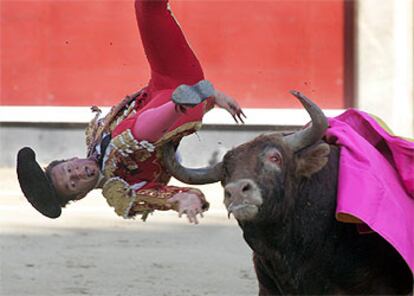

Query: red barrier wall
[1,0,348,108]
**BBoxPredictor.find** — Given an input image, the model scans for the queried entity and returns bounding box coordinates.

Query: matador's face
[49,158,100,199]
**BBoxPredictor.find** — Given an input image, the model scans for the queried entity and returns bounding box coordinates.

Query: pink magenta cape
[325,109,414,274]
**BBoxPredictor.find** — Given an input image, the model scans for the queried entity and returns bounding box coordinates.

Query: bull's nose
[224,179,262,221]
[224,179,258,200]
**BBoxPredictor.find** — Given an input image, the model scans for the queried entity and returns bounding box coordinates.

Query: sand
[0,168,257,296]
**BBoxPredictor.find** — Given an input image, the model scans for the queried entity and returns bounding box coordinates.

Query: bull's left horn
[284,90,328,152]
[162,142,223,185]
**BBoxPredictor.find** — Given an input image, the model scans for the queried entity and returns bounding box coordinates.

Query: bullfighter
[16,0,246,224]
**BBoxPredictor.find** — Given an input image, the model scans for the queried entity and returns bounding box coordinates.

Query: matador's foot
[172,79,215,108]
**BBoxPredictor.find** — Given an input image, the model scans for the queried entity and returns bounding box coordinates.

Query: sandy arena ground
[0,168,258,296]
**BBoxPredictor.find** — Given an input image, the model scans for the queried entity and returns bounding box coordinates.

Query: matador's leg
[134,0,204,91]
[132,0,212,142]
[133,81,214,142]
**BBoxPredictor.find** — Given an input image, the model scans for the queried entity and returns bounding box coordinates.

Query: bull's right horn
[162,142,223,185]
[284,90,328,152]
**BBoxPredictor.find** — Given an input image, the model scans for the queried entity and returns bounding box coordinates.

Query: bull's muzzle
[224,179,263,221]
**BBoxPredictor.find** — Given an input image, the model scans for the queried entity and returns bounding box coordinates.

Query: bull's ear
[296,143,330,178]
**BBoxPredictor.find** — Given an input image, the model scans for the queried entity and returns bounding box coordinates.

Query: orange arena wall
[1,0,350,109]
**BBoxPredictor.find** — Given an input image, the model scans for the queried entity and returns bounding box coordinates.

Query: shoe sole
[172,80,215,107]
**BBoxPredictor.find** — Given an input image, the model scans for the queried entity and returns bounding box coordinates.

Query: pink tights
[133,100,182,142]
[130,0,205,143]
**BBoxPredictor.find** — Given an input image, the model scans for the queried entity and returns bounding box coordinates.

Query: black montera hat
[16,147,61,218]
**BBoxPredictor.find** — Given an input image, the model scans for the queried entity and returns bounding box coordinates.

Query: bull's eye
[260,147,283,172]
[264,148,282,169]
[268,153,281,165]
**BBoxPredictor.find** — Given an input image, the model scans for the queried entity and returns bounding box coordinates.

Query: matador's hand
[214,90,247,124]
[168,192,205,224]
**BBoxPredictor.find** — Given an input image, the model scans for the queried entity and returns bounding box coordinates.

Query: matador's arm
[102,178,208,222]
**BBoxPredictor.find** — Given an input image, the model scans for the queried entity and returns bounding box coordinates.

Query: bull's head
[163,91,330,222]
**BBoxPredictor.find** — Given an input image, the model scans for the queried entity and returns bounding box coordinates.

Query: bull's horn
[284,90,328,151]
[162,142,223,184]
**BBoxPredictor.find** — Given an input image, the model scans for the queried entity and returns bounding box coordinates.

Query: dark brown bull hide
[163,91,413,295]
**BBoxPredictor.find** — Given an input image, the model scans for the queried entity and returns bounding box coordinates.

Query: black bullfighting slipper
[172,79,215,108]
[16,147,62,218]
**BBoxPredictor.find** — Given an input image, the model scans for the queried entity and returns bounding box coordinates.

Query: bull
[163,91,413,295]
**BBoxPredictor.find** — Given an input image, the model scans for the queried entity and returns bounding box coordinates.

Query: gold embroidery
[110,101,137,131]
[102,177,136,218]
[154,121,201,178]
[85,106,102,149]
[102,179,177,220]
[85,92,141,156]
[103,121,200,179]
[102,177,209,221]
[155,121,202,147]
[103,129,154,178]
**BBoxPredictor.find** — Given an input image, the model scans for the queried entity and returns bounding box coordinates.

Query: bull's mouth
[227,203,259,221]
